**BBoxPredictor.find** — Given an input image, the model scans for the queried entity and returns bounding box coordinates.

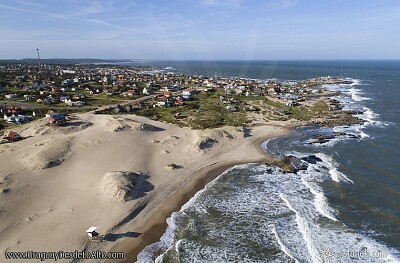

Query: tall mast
[36,48,41,71]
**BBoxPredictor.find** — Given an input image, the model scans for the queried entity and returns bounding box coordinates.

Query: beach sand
[0,113,289,262]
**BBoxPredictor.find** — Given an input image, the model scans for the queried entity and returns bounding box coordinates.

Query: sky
[1,0,400,60]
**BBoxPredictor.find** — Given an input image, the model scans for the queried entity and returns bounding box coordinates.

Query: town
[0,60,361,141]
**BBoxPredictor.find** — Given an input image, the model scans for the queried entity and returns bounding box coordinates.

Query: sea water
[134,60,400,263]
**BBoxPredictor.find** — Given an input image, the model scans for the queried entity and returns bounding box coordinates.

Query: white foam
[280,193,321,263]
[272,224,299,262]
[348,87,371,102]
[137,164,253,263]
[322,78,390,140]
[300,173,338,221]
[316,153,354,184]
[360,131,370,139]
[261,136,278,153]
[139,160,400,262]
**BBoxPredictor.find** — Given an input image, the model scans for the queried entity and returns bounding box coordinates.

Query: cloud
[201,0,244,7]
[0,0,113,20]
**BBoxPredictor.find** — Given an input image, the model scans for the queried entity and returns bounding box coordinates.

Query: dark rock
[346,134,361,139]
[273,155,307,173]
[310,134,335,144]
[316,135,335,140]
[298,162,309,170]
[266,168,273,174]
[301,155,322,164]
[333,132,346,136]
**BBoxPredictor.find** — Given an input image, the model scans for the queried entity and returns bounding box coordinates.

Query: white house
[5,94,18,99]
[68,101,85,107]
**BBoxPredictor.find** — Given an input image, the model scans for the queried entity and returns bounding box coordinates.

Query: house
[68,101,85,107]
[48,113,66,125]
[14,115,31,124]
[156,96,166,107]
[72,93,85,100]
[60,95,70,102]
[163,91,173,98]
[4,131,22,142]
[175,96,184,104]
[61,87,71,92]
[286,100,299,107]
[7,106,22,115]
[4,114,31,124]
[117,76,127,84]
[126,90,135,96]
[156,96,173,107]
[165,86,179,92]
[5,94,18,99]
[226,105,238,111]
[24,94,35,102]
[182,90,192,96]
[4,113,13,121]
[32,110,43,117]
[46,110,56,118]
[142,87,154,95]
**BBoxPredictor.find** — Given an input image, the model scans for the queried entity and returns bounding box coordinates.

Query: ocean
[131,61,400,262]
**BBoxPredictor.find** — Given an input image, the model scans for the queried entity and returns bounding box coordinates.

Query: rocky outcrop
[309,132,361,144]
[272,155,308,173]
[301,155,322,164]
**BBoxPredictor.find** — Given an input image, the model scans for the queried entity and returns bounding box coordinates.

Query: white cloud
[201,0,244,7]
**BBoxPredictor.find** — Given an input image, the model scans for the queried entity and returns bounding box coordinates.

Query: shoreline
[112,130,290,262]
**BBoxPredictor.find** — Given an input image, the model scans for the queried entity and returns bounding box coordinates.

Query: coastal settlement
[0,62,362,135]
[0,61,365,262]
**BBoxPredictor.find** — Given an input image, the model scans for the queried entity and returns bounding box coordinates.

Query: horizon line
[2,58,400,62]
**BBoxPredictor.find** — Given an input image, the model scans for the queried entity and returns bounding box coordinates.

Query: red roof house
[4,131,22,142]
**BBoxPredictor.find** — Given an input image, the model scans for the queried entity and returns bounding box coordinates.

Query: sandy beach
[0,113,289,262]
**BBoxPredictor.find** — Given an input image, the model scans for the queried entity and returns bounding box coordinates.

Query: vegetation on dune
[135,89,248,129]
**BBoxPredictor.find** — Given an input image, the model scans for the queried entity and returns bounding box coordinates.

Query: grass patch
[135,90,248,129]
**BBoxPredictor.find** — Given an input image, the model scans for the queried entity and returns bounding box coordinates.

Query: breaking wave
[138,162,400,263]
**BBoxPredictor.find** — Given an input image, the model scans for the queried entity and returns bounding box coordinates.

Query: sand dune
[19,116,92,137]
[101,171,143,202]
[195,129,236,151]
[0,113,289,262]
[102,116,164,133]
[22,136,73,170]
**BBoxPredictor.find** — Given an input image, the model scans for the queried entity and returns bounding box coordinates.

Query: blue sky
[1,0,400,59]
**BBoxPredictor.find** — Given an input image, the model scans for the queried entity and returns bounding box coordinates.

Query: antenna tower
[36,48,41,71]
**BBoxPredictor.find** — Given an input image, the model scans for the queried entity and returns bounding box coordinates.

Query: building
[126,90,135,96]
[4,131,22,142]
[48,112,66,125]
[142,87,154,95]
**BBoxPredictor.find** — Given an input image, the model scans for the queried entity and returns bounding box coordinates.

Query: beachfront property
[0,61,358,131]
[3,130,22,142]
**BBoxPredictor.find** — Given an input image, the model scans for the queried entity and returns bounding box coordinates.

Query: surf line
[279,193,321,263]
[271,223,299,262]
